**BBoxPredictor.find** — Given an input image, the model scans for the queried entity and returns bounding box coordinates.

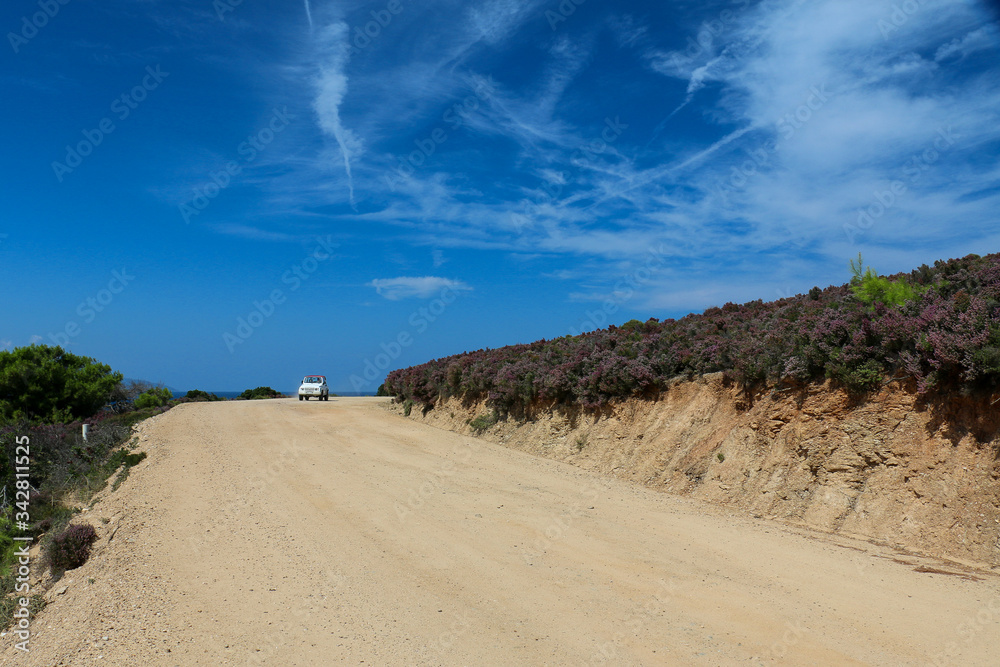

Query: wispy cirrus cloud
[303,0,314,32]
[212,0,999,314]
[368,276,473,300]
[313,21,360,209]
[211,223,305,242]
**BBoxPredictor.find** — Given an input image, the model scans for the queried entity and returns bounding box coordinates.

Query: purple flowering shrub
[48,523,98,570]
[386,253,1000,412]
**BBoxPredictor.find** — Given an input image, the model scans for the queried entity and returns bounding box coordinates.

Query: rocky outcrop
[394,374,1000,567]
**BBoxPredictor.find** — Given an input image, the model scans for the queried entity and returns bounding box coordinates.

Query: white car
[298,375,329,401]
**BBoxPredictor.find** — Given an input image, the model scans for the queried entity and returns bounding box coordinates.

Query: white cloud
[313,21,360,209]
[303,0,313,32]
[228,0,998,314]
[211,223,303,242]
[466,0,537,44]
[368,276,473,300]
[935,23,1000,61]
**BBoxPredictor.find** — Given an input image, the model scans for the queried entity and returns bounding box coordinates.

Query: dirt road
[5,397,998,665]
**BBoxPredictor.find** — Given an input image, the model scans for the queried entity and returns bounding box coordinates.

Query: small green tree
[0,345,122,424]
[849,253,923,308]
[134,387,173,409]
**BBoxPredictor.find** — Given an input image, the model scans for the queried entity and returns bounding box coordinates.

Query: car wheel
[298,395,303,401]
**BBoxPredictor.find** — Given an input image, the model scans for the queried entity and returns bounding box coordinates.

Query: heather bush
[385,253,1000,413]
[48,523,98,571]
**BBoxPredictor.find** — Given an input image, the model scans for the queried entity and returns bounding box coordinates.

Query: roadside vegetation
[237,386,284,400]
[386,253,1000,413]
[0,346,229,628]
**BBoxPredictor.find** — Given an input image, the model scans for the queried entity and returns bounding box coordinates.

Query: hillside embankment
[393,373,1000,568]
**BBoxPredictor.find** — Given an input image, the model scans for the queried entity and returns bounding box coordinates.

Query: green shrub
[134,387,173,409]
[184,389,221,401]
[402,399,414,416]
[0,568,44,630]
[237,387,283,400]
[0,510,15,577]
[469,411,498,434]
[837,359,884,394]
[48,523,98,571]
[849,254,924,308]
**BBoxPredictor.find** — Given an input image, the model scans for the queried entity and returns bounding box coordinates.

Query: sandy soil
[4,397,998,665]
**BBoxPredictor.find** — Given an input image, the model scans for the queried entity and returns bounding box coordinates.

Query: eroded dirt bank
[394,374,1000,568]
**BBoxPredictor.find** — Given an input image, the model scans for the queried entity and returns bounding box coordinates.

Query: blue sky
[2,0,999,393]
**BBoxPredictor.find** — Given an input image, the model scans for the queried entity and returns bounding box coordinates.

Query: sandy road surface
[5,397,998,666]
